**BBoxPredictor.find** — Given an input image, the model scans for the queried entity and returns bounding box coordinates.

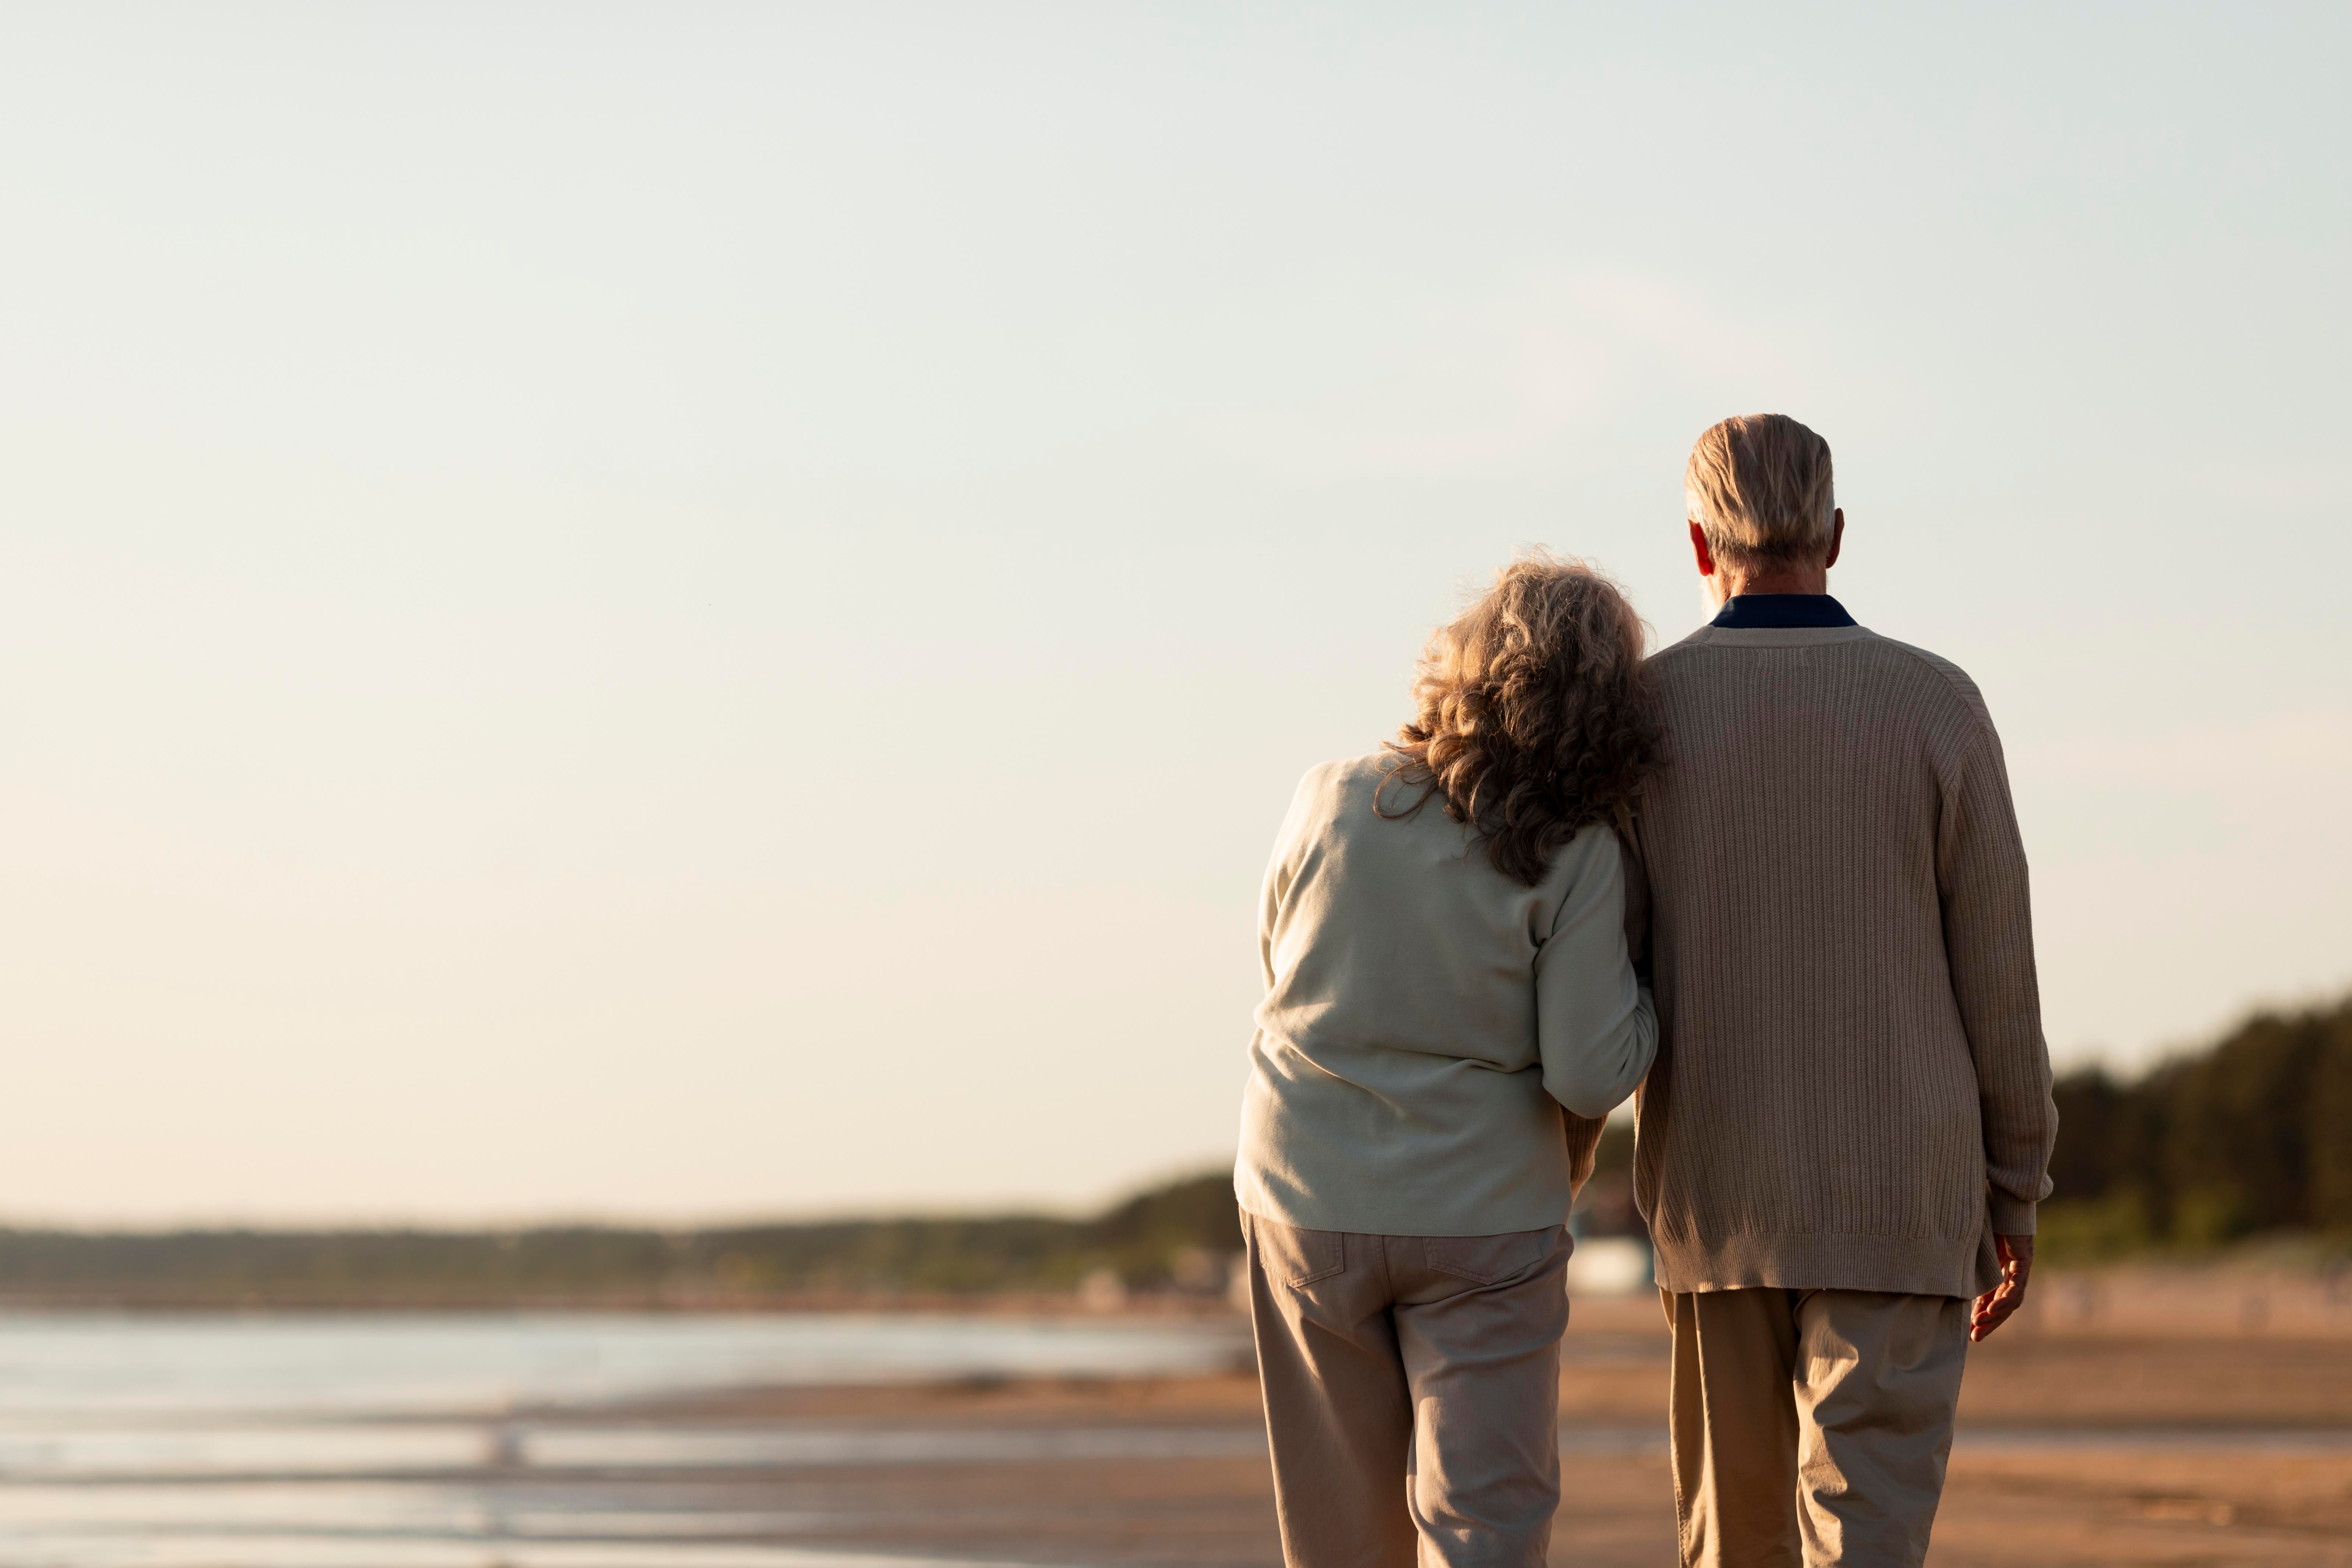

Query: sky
[0,3,2345,1225]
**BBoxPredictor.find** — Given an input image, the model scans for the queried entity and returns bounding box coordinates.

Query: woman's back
[1229,554,1662,1568]
[1235,751,1651,1237]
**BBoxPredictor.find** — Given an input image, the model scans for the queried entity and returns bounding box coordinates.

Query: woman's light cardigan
[1234,752,1656,1237]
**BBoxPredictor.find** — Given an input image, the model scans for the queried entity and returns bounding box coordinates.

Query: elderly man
[1631,414,2057,1567]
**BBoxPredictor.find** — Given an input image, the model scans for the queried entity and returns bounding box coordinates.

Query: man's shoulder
[1852,633,1997,736]
[1649,626,1995,736]
[1648,625,1717,666]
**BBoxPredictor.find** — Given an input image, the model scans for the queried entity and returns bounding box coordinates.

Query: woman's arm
[1533,827,1657,1119]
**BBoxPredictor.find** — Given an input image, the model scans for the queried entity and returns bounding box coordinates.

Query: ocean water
[0,1311,1250,1567]
[4,1312,2336,1566]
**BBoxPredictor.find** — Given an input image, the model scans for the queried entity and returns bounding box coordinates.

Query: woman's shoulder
[1276,751,1434,843]
[1290,749,1399,804]
[1540,818,1629,886]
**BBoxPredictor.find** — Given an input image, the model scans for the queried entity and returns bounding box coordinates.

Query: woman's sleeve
[1258,767,1321,989]
[1533,827,1658,1119]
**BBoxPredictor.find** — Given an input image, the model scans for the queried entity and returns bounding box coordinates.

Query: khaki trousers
[1663,1288,1969,1568]
[1242,1210,1571,1568]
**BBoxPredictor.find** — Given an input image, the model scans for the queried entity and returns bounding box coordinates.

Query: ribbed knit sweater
[1631,620,2057,1299]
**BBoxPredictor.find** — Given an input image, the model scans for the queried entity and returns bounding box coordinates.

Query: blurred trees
[2044,994,2352,1257]
[0,1172,1246,1308]
[1588,996,2352,1262]
[4,997,2344,1304]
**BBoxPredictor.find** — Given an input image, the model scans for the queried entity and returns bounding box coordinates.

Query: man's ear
[1688,520,1716,578]
[1824,509,1844,570]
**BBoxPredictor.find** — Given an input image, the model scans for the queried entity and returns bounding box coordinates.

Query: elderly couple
[1232,413,2058,1568]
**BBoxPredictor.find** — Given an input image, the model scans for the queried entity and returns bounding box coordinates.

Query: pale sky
[1,3,2345,1224]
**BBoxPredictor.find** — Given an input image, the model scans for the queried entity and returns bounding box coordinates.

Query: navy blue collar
[1709,593,1856,629]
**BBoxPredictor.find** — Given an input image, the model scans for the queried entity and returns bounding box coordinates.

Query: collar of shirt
[1709,593,1857,629]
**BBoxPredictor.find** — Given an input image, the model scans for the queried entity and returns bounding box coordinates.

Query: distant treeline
[2044,993,2352,1258]
[0,1173,1244,1309]
[4,998,2341,1306]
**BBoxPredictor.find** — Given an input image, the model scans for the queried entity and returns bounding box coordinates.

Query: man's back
[1634,619,2056,1298]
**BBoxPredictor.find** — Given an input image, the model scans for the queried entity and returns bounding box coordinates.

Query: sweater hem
[1233,1183,1571,1240]
[1652,1229,1988,1299]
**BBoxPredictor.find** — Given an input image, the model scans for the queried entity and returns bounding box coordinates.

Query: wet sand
[15,1288,2332,1565]
[554,1290,2352,1567]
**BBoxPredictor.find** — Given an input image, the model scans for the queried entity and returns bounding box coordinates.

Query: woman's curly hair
[1378,554,1664,885]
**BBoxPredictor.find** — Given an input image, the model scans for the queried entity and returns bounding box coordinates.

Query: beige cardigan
[1632,623,2057,1298]
[1234,753,1655,1237]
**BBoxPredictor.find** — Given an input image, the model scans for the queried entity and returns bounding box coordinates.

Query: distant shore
[0,1284,1242,1314]
[0,1169,1255,1312]
[0,1259,2346,1329]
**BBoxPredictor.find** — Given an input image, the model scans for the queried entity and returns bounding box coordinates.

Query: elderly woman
[1234,554,1663,1568]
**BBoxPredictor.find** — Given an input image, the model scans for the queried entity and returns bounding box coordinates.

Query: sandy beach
[522,1277,2352,1568]
[0,1277,2343,1564]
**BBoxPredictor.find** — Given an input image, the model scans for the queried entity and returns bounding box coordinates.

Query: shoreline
[0,1289,1243,1315]
[0,1258,2342,1328]
[526,1333,2352,1564]
[0,1325,2344,1564]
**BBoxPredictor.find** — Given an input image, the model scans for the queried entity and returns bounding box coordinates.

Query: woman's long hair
[1379,554,1664,885]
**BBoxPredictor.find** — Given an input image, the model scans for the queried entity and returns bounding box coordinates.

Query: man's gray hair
[1684,413,1837,569]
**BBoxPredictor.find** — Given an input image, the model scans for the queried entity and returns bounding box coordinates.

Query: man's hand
[1969,1233,2034,1342]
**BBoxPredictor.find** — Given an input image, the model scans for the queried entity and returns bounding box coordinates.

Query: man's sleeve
[1938,717,2059,1234]
[1616,805,1653,981]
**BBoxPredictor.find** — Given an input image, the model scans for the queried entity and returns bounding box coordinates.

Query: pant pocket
[1250,1216,1347,1286]
[1422,1229,1552,1285]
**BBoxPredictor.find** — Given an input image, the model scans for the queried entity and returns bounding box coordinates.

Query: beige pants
[1242,1210,1571,1568]
[1663,1288,1969,1568]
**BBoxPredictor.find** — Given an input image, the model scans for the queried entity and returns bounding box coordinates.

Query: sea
[0,1311,1251,1567]
[7,1308,2340,1566]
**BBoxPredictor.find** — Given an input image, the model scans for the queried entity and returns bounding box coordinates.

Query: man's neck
[1715,565,1830,599]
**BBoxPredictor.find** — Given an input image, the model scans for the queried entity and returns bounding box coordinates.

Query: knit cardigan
[1629,622,2057,1298]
